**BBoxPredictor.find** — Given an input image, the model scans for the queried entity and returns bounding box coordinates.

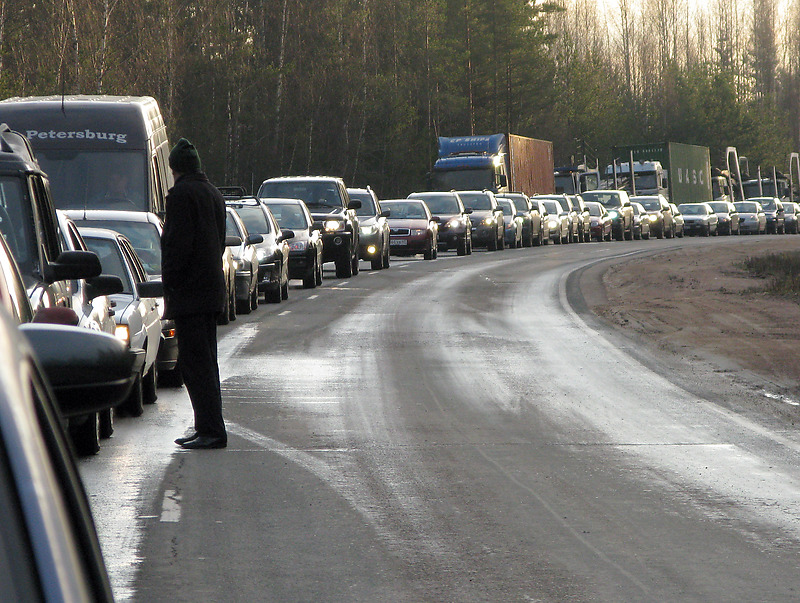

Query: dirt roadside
[583,235,800,425]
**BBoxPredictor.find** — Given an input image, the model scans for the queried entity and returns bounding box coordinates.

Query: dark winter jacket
[161,172,226,318]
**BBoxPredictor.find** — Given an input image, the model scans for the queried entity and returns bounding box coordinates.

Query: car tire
[371,254,383,270]
[457,236,468,256]
[498,230,505,250]
[159,366,184,388]
[281,279,289,300]
[238,291,253,313]
[351,252,360,275]
[252,284,261,308]
[71,413,100,456]
[265,285,281,303]
[382,244,391,268]
[143,361,158,404]
[121,370,144,417]
[303,259,318,288]
[99,408,114,438]
[488,235,498,251]
[424,238,434,260]
[335,247,353,278]
[317,256,325,283]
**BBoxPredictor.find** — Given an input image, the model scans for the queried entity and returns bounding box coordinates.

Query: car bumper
[358,232,383,259]
[683,221,707,234]
[321,231,354,261]
[470,223,498,245]
[157,323,179,371]
[389,235,428,254]
[288,250,314,279]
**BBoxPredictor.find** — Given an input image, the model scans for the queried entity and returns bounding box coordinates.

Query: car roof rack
[218,185,248,200]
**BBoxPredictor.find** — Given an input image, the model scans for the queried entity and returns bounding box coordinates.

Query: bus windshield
[36,149,148,212]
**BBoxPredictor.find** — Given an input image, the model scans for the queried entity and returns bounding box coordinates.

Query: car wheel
[498,230,505,250]
[317,255,325,283]
[382,244,391,268]
[143,361,158,404]
[351,251,360,275]
[488,235,498,251]
[159,366,184,388]
[371,253,383,270]
[303,259,318,288]
[457,236,468,256]
[99,408,114,438]
[70,413,100,456]
[423,238,434,260]
[335,246,353,278]
[238,289,253,313]
[467,234,473,254]
[281,279,289,300]
[229,287,238,320]
[121,369,144,417]
[252,283,261,308]
[265,284,281,303]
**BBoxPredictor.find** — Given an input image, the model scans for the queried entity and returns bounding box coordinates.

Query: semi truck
[554,164,601,194]
[428,133,555,196]
[606,142,713,204]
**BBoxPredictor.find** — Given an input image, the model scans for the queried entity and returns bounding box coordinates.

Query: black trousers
[174,313,226,439]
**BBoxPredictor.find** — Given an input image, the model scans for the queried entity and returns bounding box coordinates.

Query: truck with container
[428,133,555,196]
[605,142,713,206]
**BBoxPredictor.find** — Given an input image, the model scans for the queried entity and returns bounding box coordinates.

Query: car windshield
[633,197,660,211]
[497,200,514,214]
[757,198,778,210]
[679,204,708,215]
[382,201,427,219]
[82,236,133,294]
[457,193,493,210]
[498,194,528,212]
[264,203,309,229]
[430,168,493,191]
[0,176,39,276]
[785,204,796,214]
[36,149,147,211]
[73,219,161,276]
[542,200,562,214]
[586,203,603,217]
[349,192,377,217]
[259,181,342,209]
[734,202,759,213]
[582,191,622,208]
[632,205,643,215]
[226,212,243,238]
[708,202,730,213]
[410,195,460,214]
[232,205,271,235]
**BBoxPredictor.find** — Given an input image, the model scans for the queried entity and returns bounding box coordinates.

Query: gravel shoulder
[582,236,800,427]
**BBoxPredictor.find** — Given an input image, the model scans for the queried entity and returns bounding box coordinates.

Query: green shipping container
[612,142,712,204]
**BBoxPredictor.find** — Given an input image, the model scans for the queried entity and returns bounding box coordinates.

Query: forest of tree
[0,0,798,196]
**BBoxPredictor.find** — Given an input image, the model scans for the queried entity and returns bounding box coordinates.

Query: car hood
[359,216,377,227]
[309,208,346,221]
[388,219,428,229]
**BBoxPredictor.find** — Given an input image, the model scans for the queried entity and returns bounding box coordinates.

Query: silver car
[733,201,766,234]
[225,207,264,312]
[79,227,163,417]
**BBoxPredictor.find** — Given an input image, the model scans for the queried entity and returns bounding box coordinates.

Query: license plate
[390,239,408,246]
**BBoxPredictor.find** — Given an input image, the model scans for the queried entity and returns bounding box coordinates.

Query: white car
[78,227,163,417]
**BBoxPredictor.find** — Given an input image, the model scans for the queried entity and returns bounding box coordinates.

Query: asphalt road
[80,237,800,602]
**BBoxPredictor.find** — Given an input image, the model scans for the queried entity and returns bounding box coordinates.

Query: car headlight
[648,215,658,222]
[289,240,308,251]
[256,248,268,261]
[483,217,495,226]
[324,219,343,232]
[446,219,460,228]
[548,219,559,229]
[360,225,377,235]
[115,324,130,345]
[608,210,619,219]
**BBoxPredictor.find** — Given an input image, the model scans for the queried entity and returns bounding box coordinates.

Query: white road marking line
[279,310,291,316]
[160,489,181,523]
[308,295,319,300]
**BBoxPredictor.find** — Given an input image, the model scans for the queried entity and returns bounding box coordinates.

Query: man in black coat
[161,138,228,449]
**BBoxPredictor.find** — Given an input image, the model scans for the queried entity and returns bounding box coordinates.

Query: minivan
[0,95,173,218]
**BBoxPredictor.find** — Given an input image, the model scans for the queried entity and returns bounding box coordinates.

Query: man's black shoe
[180,436,227,450]
[174,432,199,446]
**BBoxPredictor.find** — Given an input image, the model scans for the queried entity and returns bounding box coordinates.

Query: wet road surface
[80,237,800,601]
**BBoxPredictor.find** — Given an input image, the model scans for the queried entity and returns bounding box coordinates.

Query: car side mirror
[494,208,504,214]
[347,200,362,210]
[464,207,473,214]
[225,235,243,247]
[85,274,124,300]
[379,210,391,218]
[20,323,146,416]
[44,250,102,284]
[430,216,441,223]
[247,234,264,245]
[279,229,295,241]
[137,280,164,299]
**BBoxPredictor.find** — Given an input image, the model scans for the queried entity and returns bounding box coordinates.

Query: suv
[258,176,361,278]
[348,186,391,270]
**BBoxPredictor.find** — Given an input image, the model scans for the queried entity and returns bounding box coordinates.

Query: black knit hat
[169,138,201,173]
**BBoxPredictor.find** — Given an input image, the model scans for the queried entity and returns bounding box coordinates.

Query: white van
[0,95,173,218]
